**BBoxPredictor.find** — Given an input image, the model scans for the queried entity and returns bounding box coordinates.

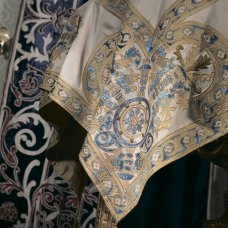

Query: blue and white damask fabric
[42,0,228,222]
[0,0,98,227]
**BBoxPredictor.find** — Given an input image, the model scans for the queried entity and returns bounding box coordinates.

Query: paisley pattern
[43,0,228,222]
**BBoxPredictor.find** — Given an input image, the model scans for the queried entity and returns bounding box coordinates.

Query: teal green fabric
[119,153,210,228]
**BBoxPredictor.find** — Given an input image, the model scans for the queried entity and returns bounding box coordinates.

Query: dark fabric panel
[119,152,210,228]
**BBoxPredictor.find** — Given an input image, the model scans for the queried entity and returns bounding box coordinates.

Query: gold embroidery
[83,32,122,104]
[99,0,154,32]
[49,78,94,131]
[43,0,228,222]
[78,0,228,221]
[41,70,59,92]
[153,0,219,42]
[156,21,228,124]
[80,112,228,221]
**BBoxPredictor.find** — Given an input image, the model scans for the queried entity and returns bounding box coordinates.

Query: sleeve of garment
[40,9,81,93]
[40,0,121,130]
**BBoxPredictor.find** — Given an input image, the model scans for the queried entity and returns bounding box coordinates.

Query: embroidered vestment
[41,0,228,221]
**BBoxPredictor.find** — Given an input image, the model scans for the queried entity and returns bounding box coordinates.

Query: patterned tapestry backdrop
[0,0,99,227]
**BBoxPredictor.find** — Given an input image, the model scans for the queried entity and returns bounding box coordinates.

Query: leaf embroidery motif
[174,45,212,72]
[173,45,185,66]
[185,53,212,72]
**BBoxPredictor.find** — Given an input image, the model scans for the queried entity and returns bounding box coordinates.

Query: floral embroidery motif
[114,97,150,146]
[124,109,145,134]
[19,71,39,96]
[0,202,18,223]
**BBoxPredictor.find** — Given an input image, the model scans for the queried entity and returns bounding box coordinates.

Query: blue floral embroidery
[125,47,139,58]
[112,153,125,170]
[88,65,96,74]
[100,90,113,107]
[98,114,113,131]
[117,173,134,180]
[125,47,141,65]
[134,153,143,170]
[202,32,218,44]
[144,37,153,52]
[151,47,166,61]
[170,81,190,95]
[124,108,144,135]
[116,75,132,93]
[140,63,151,71]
